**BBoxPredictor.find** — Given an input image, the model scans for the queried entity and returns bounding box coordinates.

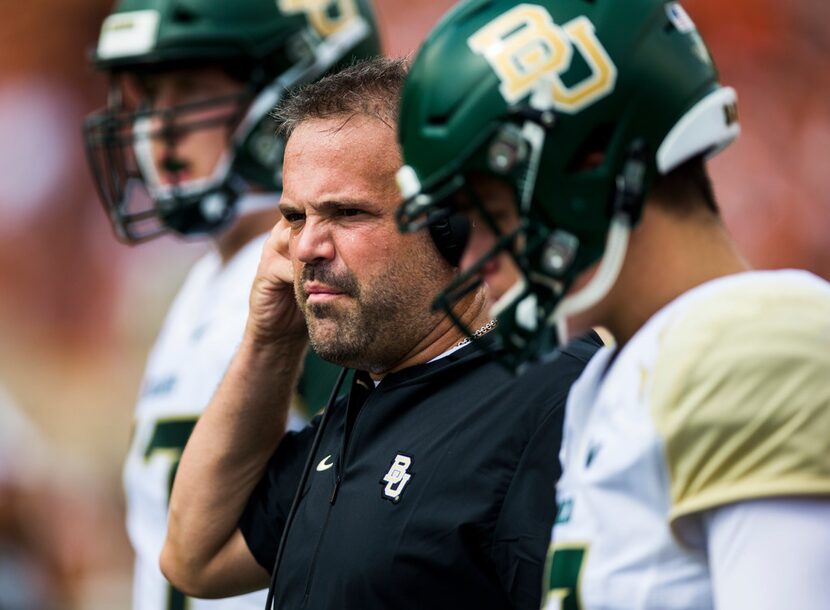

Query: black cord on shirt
[264,366,351,610]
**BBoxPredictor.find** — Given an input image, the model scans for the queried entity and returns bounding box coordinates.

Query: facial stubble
[295,247,451,371]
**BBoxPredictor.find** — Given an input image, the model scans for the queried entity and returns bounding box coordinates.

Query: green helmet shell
[400,0,735,240]
[397,0,738,363]
[93,0,380,72]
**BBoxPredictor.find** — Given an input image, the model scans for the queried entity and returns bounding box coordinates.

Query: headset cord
[264,366,351,610]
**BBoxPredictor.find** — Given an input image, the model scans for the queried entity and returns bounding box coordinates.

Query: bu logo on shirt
[380,453,414,503]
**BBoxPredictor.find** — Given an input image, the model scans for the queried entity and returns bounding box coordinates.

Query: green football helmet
[84,0,380,243]
[396,0,739,367]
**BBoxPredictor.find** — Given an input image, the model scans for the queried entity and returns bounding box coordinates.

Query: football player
[396,1,830,608]
[84,1,379,609]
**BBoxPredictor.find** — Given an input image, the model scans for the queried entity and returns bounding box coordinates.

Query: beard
[295,250,451,372]
[295,263,370,365]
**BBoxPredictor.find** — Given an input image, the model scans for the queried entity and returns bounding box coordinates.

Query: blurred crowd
[0,0,827,607]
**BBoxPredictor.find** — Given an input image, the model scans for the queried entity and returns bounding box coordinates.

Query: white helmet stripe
[657,86,740,174]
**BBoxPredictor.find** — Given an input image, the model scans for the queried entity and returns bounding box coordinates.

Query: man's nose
[293,218,336,264]
[151,79,180,112]
[148,83,186,140]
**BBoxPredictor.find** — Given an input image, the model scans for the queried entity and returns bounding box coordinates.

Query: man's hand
[162,218,310,597]
[246,218,307,346]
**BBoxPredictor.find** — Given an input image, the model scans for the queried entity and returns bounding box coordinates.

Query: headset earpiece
[428,210,470,267]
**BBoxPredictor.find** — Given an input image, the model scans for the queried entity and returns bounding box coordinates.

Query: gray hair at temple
[272,56,408,140]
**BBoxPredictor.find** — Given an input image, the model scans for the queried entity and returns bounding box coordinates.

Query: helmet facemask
[85,73,256,241]
[399,99,662,370]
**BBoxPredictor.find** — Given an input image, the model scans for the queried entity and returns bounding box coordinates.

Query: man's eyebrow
[278,201,303,215]
[279,199,382,217]
[306,200,382,214]
[313,199,374,212]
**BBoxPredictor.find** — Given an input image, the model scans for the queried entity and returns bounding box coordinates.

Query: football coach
[161,57,600,610]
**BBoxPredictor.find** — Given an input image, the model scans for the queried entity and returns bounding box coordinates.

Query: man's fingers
[262,218,295,285]
[273,217,292,260]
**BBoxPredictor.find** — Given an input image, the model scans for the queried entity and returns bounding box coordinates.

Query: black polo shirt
[239,334,600,610]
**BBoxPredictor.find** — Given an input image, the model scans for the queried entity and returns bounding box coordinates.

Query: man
[83,2,380,609]
[396,1,830,609]
[161,57,600,610]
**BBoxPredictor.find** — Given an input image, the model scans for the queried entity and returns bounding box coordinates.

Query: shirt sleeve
[648,281,830,525]
[238,416,322,572]
[703,498,830,610]
[491,336,597,610]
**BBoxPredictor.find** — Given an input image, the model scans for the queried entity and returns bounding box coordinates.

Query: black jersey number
[545,544,588,610]
[144,417,199,610]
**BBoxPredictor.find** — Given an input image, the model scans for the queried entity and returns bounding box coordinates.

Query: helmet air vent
[565,123,613,174]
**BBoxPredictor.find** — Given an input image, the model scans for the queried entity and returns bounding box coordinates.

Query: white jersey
[544,270,830,610]
[124,234,284,610]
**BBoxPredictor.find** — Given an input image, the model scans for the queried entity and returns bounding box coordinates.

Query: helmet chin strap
[552,213,632,344]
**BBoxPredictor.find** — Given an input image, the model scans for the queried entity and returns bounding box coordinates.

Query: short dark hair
[650,155,719,216]
[273,56,408,139]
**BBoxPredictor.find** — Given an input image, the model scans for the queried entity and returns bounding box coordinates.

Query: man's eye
[337,208,363,218]
[284,212,305,223]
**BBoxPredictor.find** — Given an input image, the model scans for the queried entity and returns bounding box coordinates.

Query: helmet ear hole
[565,124,613,174]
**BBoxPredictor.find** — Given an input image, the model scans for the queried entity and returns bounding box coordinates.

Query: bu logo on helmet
[278,0,358,36]
[380,453,413,503]
[468,4,617,113]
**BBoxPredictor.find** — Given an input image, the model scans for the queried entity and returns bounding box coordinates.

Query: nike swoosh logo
[316,455,334,472]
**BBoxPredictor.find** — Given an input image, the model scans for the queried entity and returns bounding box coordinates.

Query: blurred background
[0,0,827,607]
